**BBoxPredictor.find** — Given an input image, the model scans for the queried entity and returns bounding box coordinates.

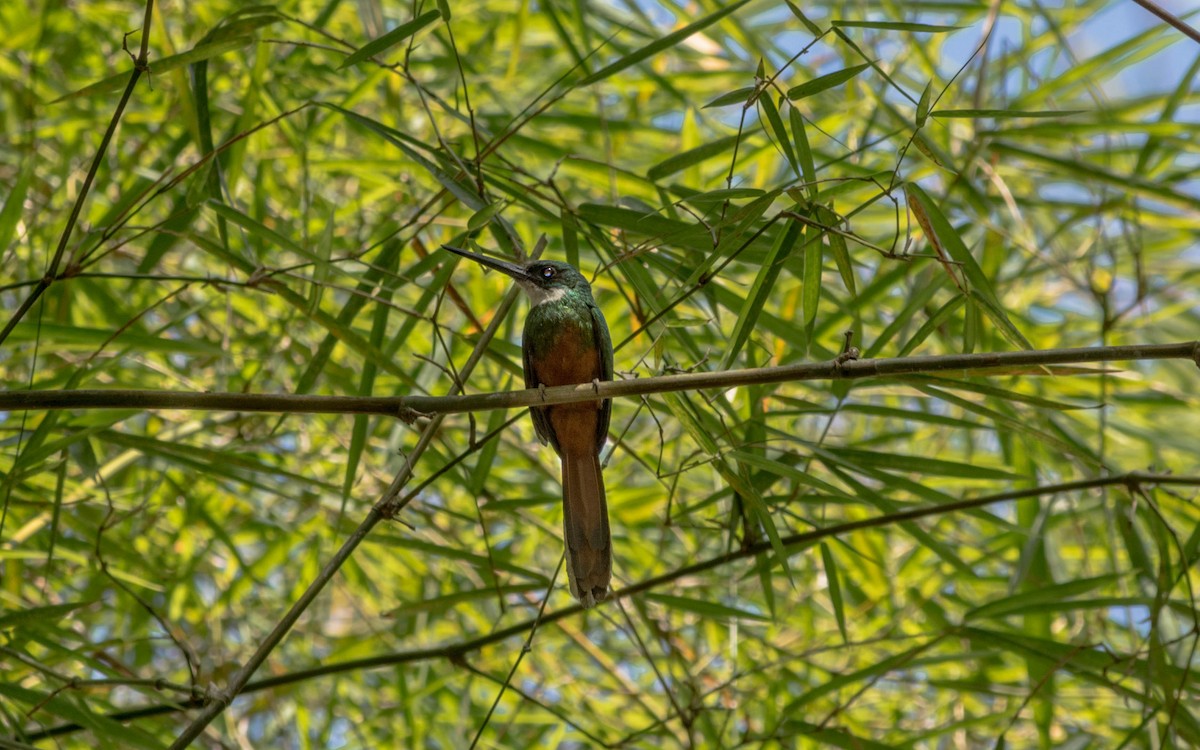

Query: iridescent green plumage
[443,247,614,608]
[521,274,613,454]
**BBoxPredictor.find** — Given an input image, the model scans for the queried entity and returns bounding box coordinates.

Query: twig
[468,558,563,748]
[165,275,527,747]
[2,341,1197,418]
[24,471,1198,742]
[1130,0,1200,45]
[0,0,156,348]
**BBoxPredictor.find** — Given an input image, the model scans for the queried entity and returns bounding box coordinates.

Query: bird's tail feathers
[562,449,611,608]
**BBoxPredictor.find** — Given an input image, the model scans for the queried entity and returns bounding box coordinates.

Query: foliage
[2,0,1199,747]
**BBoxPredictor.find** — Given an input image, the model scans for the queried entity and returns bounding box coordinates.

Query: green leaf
[577,203,711,249]
[0,600,93,630]
[815,205,854,294]
[916,81,932,126]
[898,296,966,356]
[703,86,757,108]
[759,94,797,175]
[340,9,442,69]
[579,0,754,86]
[785,639,940,712]
[326,103,486,210]
[724,217,802,368]
[6,323,221,355]
[966,575,1123,621]
[207,200,314,261]
[684,188,765,205]
[819,542,847,642]
[646,593,769,621]
[0,159,31,253]
[786,63,872,100]
[905,183,1032,350]
[932,108,1086,119]
[55,38,254,101]
[911,132,944,166]
[561,209,580,268]
[826,447,1028,480]
[785,1,823,35]
[832,21,963,32]
[467,201,507,232]
[788,105,817,194]
[801,219,822,327]
[782,720,897,749]
[0,682,167,749]
[969,289,1035,351]
[726,450,851,498]
[647,134,740,181]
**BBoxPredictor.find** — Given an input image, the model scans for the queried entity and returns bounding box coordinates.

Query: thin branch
[22,471,1199,742]
[1129,0,1200,45]
[0,0,155,348]
[164,281,529,748]
[468,558,563,749]
[2,341,1197,418]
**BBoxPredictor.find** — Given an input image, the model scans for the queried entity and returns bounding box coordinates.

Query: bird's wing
[589,302,613,451]
[523,338,554,448]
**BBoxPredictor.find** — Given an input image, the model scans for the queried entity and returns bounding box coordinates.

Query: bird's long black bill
[442,245,532,282]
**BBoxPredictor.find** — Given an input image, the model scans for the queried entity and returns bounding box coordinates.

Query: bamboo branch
[2,341,1197,417]
[21,470,1200,742]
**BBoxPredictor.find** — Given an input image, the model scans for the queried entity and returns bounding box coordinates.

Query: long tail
[561,449,611,607]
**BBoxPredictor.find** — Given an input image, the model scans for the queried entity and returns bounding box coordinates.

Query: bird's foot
[538,383,548,402]
[833,329,859,372]
[833,347,860,367]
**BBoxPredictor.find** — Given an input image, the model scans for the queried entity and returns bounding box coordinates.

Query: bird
[443,245,614,608]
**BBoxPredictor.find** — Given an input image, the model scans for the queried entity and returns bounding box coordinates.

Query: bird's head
[443,247,594,305]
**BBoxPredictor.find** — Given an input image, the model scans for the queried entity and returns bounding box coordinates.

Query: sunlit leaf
[339,9,442,69]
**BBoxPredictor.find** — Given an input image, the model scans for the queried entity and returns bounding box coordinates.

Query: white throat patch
[521,282,568,306]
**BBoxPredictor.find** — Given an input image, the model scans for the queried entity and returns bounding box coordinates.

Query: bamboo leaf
[339,9,442,69]
[759,94,797,175]
[965,575,1123,621]
[703,86,757,109]
[646,592,769,621]
[905,183,1031,349]
[0,601,93,630]
[832,20,963,32]
[579,0,754,85]
[820,542,848,642]
[724,218,802,368]
[916,81,932,125]
[933,108,1086,119]
[801,219,822,327]
[787,63,872,100]
[684,188,765,205]
[826,447,1028,480]
[55,37,254,100]
[467,201,507,232]
[784,1,823,35]
[0,160,32,253]
[789,105,817,194]
[648,134,740,181]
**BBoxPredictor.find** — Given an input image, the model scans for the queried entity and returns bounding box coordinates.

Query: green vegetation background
[2,0,1198,747]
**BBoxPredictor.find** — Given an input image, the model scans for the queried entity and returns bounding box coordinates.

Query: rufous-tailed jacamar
[443,245,614,608]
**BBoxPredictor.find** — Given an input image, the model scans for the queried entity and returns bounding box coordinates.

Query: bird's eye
[541,266,556,279]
